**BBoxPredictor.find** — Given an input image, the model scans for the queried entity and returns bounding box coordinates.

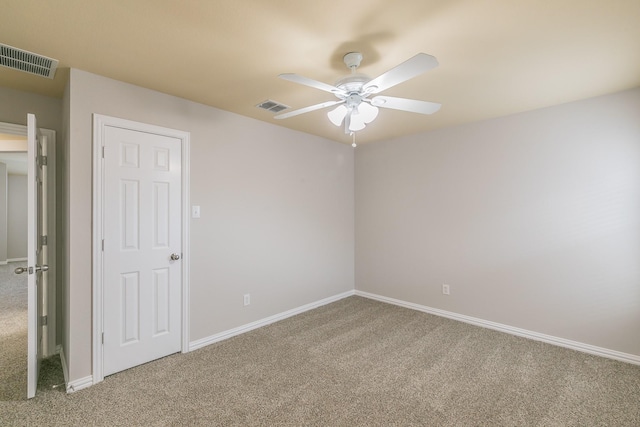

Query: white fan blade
[371,96,441,115]
[279,73,346,95]
[363,53,438,94]
[274,100,344,119]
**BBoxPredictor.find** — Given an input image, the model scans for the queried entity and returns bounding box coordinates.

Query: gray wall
[355,88,640,357]
[7,174,27,259]
[0,162,6,262]
[66,69,355,382]
[0,86,62,135]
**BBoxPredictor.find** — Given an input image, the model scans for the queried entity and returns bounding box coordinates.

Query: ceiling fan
[274,52,441,134]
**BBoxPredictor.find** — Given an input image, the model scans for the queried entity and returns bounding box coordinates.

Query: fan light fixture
[274,51,441,142]
[328,102,379,131]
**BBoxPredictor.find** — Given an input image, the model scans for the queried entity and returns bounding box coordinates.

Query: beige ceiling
[1,0,639,145]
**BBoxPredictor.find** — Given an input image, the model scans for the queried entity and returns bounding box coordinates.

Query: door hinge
[41,235,48,246]
[102,239,104,251]
[40,315,48,326]
[102,146,105,158]
[102,333,104,344]
[39,155,48,166]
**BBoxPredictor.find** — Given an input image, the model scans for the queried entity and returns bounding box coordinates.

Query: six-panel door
[103,126,182,377]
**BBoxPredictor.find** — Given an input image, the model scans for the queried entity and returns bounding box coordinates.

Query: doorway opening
[0,120,57,399]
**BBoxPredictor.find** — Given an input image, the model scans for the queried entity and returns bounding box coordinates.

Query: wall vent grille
[256,100,289,113]
[0,43,59,79]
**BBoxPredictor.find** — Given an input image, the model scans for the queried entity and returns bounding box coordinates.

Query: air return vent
[0,43,59,79]
[256,100,289,113]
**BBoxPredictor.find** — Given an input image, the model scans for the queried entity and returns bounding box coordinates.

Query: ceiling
[1,0,639,145]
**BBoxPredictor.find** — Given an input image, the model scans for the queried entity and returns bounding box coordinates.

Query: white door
[26,113,47,398]
[102,125,182,377]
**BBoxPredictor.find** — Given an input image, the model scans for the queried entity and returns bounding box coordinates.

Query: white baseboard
[0,260,6,265]
[189,290,355,352]
[66,375,94,393]
[58,344,93,393]
[355,290,640,366]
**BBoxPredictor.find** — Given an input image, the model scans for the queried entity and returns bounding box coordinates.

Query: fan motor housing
[345,93,363,108]
[335,73,371,95]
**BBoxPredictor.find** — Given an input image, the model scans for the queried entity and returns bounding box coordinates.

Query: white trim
[59,343,95,393]
[0,261,6,265]
[0,121,28,136]
[7,258,27,262]
[58,345,69,389]
[355,290,640,366]
[66,375,94,394]
[92,114,191,385]
[92,115,104,384]
[181,130,191,353]
[190,290,355,352]
[42,128,57,357]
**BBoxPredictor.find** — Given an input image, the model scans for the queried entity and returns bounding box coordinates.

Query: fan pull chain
[351,132,357,148]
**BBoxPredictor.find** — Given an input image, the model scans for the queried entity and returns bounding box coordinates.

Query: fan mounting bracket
[343,52,363,70]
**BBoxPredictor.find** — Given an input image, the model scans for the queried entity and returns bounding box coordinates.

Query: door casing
[92,114,190,385]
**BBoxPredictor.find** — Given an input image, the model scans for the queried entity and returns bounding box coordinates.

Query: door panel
[152,268,170,336]
[26,113,47,399]
[121,272,140,344]
[152,182,170,248]
[120,180,140,250]
[103,126,182,377]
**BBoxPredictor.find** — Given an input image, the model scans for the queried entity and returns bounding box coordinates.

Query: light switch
[192,205,201,218]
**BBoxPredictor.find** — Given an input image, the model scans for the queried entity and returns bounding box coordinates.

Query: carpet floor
[1,296,639,426]
[0,262,28,401]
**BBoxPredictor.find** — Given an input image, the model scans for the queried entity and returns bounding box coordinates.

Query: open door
[25,113,48,398]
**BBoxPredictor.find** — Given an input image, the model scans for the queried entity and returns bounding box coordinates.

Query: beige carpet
[1,296,639,426]
[0,262,28,401]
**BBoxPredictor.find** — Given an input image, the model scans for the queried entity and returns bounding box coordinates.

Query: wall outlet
[243,294,250,306]
[442,284,450,295]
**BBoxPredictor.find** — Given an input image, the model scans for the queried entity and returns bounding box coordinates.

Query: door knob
[14,265,48,274]
[14,266,28,274]
[170,253,180,261]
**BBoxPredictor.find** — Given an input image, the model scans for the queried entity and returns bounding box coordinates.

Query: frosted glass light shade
[349,112,366,131]
[327,105,348,126]
[358,102,379,123]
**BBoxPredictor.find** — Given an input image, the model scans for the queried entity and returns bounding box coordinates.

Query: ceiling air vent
[0,43,59,79]
[256,100,289,113]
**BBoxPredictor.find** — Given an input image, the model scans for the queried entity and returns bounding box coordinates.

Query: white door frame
[92,114,190,384]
